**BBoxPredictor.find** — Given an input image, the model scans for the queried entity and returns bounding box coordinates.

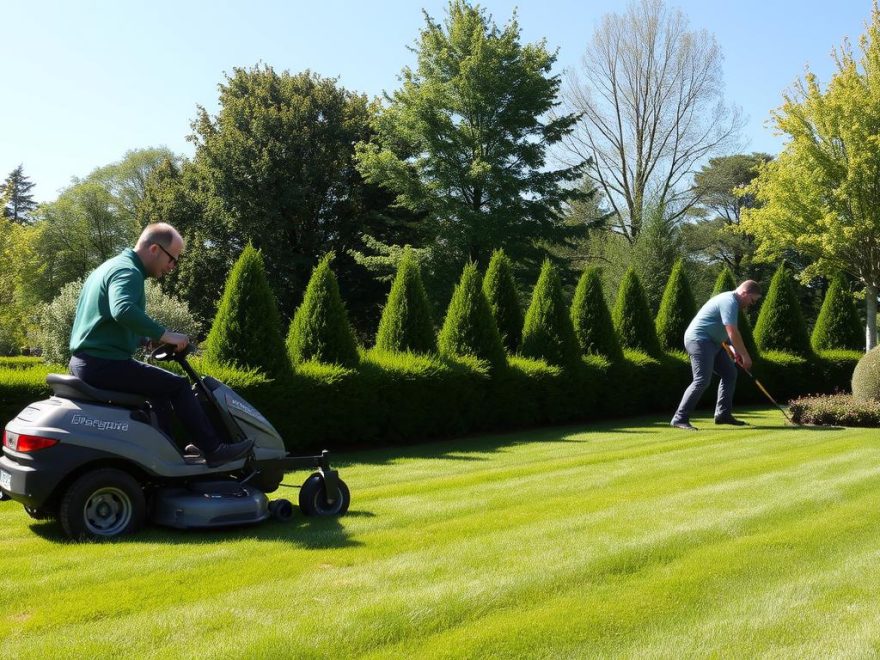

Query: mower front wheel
[299,474,350,517]
[59,468,146,540]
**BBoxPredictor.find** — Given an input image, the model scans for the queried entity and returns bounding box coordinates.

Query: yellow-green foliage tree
[741,3,880,351]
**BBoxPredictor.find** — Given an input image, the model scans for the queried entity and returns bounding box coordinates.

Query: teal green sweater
[69,249,166,360]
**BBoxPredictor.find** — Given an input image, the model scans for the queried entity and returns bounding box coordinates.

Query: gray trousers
[672,340,737,424]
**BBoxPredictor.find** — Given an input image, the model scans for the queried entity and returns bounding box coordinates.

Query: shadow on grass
[27,509,368,548]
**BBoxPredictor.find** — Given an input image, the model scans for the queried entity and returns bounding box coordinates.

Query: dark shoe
[715,415,747,426]
[671,421,698,431]
[205,439,254,467]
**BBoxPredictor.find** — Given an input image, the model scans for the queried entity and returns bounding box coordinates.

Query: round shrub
[39,278,201,366]
[612,268,662,357]
[521,259,581,367]
[753,264,811,356]
[438,262,506,370]
[203,244,288,377]
[852,345,880,402]
[287,254,360,367]
[811,273,863,351]
[570,267,622,361]
[375,247,435,354]
[655,259,697,352]
[483,249,523,353]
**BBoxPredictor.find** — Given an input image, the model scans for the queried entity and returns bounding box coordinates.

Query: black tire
[268,498,294,521]
[59,469,146,540]
[0,490,9,501]
[24,506,52,520]
[299,474,350,517]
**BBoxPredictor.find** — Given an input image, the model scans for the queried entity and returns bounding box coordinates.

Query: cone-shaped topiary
[852,345,880,402]
[204,244,289,377]
[811,273,863,351]
[374,248,435,353]
[483,249,523,353]
[711,266,760,358]
[520,259,581,367]
[570,267,622,360]
[753,264,811,356]
[286,254,360,367]
[655,259,697,352]
[711,267,737,296]
[612,268,663,357]
[437,262,507,370]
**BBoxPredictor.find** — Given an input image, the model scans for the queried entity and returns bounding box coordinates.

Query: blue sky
[0,0,871,202]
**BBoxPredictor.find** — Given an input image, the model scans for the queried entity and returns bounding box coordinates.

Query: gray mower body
[1,361,346,537]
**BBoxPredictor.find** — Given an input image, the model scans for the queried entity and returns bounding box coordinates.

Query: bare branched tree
[559,0,743,242]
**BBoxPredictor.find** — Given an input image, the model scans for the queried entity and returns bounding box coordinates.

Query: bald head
[134,223,184,279]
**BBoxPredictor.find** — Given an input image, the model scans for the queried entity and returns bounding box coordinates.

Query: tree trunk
[866,283,878,352]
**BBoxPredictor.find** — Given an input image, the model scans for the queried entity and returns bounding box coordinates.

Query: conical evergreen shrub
[204,244,288,377]
[520,260,581,367]
[612,268,663,357]
[711,267,737,296]
[655,260,697,352]
[374,248,435,353]
[753,264,811,356]
[437,262,506,370]
[483,249,523,353]
[711,266,760,358]
[811,273,863,351]
[286,254,360,367]
[570,267,622,360]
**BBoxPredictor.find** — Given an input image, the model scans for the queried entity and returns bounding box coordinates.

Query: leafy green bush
[203,244,288,377]
[612,268,662,358]
[521,260,581,367]
[811,273,863,351]
[286,255,360,367]
[483,249,523,353]
[655,259,697,352]
[852,345,880,402]
[437,263,507,370]
[374,247,436,354]
[38,278,200,365]
[753,264,811,356]
[789,393,880,427]
[570,267,622,361]
[711,266,759,358]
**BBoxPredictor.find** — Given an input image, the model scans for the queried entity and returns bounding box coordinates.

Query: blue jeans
[671,340,737,424]
[69,353,222,453]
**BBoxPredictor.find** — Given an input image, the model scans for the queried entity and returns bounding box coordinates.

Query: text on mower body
[70,414,129,432]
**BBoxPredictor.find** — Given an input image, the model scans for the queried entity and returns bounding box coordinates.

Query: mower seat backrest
[46,374,150,409]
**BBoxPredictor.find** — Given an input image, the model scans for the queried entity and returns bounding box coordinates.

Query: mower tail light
[3,431,58,453]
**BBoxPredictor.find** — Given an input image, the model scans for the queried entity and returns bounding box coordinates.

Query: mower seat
[46,374,151,408]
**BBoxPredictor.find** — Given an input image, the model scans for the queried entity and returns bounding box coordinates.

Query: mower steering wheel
[150,343,191,362]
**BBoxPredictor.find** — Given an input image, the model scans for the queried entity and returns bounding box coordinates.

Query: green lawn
[2,408,880,658]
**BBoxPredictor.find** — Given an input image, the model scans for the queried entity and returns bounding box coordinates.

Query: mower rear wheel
[299,474,350,516]
[59,469,146,540]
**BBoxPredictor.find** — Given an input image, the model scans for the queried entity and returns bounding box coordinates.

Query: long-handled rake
[721,341,798,426]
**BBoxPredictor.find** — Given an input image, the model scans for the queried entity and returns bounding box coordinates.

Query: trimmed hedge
[852,345,880,403]
[613,268,662,358]
[811,273,863,352]
[0,348,859,451]
[483,249,523,354]
[570,267,622,361]
[754,264,812,357]
[655,259,696,352]
[374,248,436,354]
[438,263,507,371]
[521,260,581,367]
[203,244,288,377]
[286,255,360,367]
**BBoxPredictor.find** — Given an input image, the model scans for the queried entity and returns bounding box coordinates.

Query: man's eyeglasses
[153,242,179,267]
